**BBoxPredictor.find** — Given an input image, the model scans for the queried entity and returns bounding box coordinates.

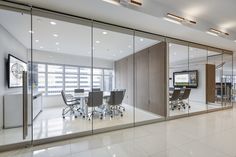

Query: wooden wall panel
[206,64,216,103]
[148,42,167,117]
[115,42,167,116]
[135,48,149,111]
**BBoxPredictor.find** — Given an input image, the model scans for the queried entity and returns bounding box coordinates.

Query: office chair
[178,88,191,110]
[108,90,125,118]
[169,89,181,110]
[117,89,126,111]
[61,90,81,118]
[86,91,104,120]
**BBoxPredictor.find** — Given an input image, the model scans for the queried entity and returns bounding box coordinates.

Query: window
[32,62,113,95]
[47,65,63,95]
[65,66,79,94]
[79,68,92,92]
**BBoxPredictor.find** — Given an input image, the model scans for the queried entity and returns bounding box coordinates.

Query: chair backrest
[121,89,126,97]
[61,90,68,105]
[87,91,103,107]
[92,88,101,92]
[169,89,181,101]
[74,88,84,93]
[179,88,191,100]
[108,91,124,106]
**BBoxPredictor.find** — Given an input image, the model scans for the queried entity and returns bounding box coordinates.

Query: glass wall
[222,53,233,108]
[135,31,166,123]
[167,42,233,118]
[0,6,33,147]
[188,44,208,114]
[32,12,93,140]
[92,22,135,131]
[168,41,189,117]
[0,2,234,151]
[207,50,223,110]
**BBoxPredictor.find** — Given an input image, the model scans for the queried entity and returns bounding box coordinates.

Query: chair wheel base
[75,116,77,118]
[63,116,65,119]
[121,114,123,117]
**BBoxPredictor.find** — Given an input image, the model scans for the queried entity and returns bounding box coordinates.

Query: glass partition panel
[134,31,166,123]
[188,46,208,113]
[222,53,233,107]
[32,12,92,140]
[207,50,223,110]
[0,7,32,147]
[92,22,134,131]
[168,42,189,117]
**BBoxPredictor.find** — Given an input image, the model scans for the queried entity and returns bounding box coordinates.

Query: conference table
[72,91,111,117]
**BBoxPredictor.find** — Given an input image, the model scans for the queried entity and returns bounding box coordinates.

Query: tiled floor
[1,105,236,157]
[0,104,161,146]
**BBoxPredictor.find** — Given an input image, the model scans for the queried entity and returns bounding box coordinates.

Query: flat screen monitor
[173,70,198,88]
[8,54,27,88]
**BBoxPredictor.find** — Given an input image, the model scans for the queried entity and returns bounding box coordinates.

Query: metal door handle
[22,71,28,140]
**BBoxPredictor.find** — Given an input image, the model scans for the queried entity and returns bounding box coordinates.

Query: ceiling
[9,0,236,52]
[152,0,236,34]
[0,9,158,61]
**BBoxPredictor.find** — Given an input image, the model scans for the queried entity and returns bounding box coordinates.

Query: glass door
[0,5,33,151]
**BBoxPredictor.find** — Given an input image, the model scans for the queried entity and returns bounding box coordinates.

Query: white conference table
[72,92,111,117]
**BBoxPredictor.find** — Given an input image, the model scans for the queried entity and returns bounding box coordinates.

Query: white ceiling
[0,9,158,61]
[10,0,236,52]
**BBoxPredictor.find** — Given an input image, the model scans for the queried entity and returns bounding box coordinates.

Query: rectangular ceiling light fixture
[102,0,120,5]
[209,28,229,36]
[119,0,142,6]
[166,13,196,25]
[130,0,142,6]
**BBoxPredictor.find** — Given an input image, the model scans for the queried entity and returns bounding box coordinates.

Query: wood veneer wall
[115,42,167,117]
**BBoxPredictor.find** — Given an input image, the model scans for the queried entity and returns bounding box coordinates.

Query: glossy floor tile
[1,105,236,157]
[0,104,161,146]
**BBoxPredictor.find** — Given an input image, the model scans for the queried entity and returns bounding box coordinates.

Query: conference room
[0,7,167,146]
[168,40,233,117]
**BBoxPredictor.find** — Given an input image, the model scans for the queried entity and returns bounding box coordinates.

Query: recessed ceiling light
[95,40,100,44]
[119,50,123,53]
[102,31,108,35]
[35,40,39,43]
[128,45,132,48]
[140,38,144,42]
[234,40,236,42]
[29,30,34,34]
[53,34,58,37]
[56,42,59,45]
[40,46,43,49]
[169,44,172,47]
[50,21,56,25]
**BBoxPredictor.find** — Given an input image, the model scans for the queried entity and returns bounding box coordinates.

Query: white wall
[0,24,28,129]
[31,50,114,108]
[169,63,206,104]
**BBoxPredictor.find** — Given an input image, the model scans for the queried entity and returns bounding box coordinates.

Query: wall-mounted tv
[8,54,27,88]
[173,70,198,88]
